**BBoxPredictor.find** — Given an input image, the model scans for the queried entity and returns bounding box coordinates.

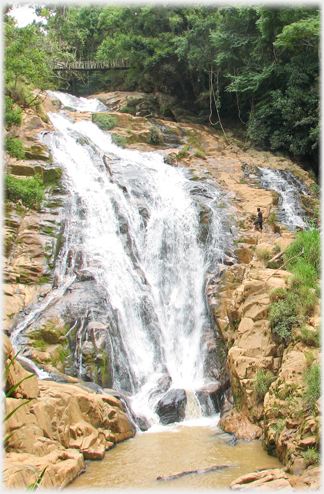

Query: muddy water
[68,417,282,491]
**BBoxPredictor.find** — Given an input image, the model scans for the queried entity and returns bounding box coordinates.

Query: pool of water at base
[67,417,282,491]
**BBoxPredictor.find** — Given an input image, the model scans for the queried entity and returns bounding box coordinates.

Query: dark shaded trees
[3,4,320,174]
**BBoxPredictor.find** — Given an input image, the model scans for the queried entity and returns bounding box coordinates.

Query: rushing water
[33,91,231,426]
[258,167,310,231]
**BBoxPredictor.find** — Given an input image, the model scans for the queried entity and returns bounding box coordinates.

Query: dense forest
[4,4,320,177]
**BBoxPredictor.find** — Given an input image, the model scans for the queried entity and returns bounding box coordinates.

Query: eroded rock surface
[3,336,136,489]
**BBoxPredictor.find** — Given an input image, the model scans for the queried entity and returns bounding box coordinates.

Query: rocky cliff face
[3,91,320,489]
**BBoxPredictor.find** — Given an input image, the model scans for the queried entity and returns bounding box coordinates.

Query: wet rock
[218,409,263,440]
[195,381,225,414]
[135,415,150,431]
[155,388,187,425]
[149,374,172,400]
[24,143,51,161]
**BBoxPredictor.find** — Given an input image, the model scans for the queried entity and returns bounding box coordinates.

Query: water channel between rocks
[68,417,282,491]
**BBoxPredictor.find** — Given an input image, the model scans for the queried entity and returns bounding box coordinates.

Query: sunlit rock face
[3,335,136,489]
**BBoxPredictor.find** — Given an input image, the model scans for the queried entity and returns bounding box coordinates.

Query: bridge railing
[52,59,130,71]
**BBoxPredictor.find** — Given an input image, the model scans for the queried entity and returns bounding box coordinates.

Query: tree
[4,14,58,106]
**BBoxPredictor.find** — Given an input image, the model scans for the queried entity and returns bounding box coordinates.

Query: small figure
[253,207,263,231]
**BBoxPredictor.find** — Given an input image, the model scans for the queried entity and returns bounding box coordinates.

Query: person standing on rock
[253,207,263,231]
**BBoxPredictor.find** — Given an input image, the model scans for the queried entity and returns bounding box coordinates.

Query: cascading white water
[32,89,230,423]
[7,92,230,425]
[259,167,310,230]
[44,109,226,421]
[46,90,108,112]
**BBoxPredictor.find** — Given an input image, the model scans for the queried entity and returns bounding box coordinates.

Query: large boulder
[218,409,262,440]
[155,388,187,425]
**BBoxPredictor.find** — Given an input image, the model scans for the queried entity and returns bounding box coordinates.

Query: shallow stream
[68,417,282,491]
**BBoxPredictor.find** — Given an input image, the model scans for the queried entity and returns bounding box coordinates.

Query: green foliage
[4,96,22,129]
[267,211,277,224]
[269,294,298,341]
[254,370,276,400]
[302,363,321,412]
[3,350,35,426]
[256,248,273,261]
[300,325,320,347]
[309,182,320,197]
[4,16,58,96]
[269,287,287,303]
[193,149,206,159]
[284,228,320,287]
[120,105,136,115]
[4,4,320,176]
[4,173,45,209]
[177,145,190,160]
[268,227,320,343]
[147,126,163,145]
[301,448,320,467]
[27,467,48,491]
[111,133,127,148]
[92,112,117,131]
[272,418,286,441]
[5,137,25,159]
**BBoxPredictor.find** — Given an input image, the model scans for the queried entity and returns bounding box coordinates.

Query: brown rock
[3,335,39,399]
[218,409,262,440]
[230,468,293,491]
[3,337,135,490]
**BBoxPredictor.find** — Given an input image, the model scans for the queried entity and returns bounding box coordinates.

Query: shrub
[300,325,320,347]
[303,363,321,412]
[4,173,45,209]
[4,96,22,130]
[120,104,136,115]
[295,286,318,317]
[301,448,320,466]
[92,113,117,131]
[284,228,320,282]
[254,370,276,400]
[309,183,320,197]
[147,126,163,145]
[111,133,127,148]
[272,418,286,441]
[5,137,25,159]
[267,211,277,224]
[6,81,33,108]
[176,145,190,160]
[256,248,273,261]
[193,149,206,159]
[269,295,298,341]
[269,287,287,303]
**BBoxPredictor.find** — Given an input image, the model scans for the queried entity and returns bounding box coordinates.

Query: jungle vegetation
[3,4,320,176]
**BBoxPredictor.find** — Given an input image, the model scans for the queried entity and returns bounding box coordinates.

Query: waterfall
[258,167,311,231]
[46,90,108,112]
[11,93,232,425]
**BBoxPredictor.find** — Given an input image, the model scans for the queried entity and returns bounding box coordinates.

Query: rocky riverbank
[3,335,136,489]
[3,90,321,490]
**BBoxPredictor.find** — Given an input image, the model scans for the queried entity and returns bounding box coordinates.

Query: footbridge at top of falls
[52,59,130,71]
